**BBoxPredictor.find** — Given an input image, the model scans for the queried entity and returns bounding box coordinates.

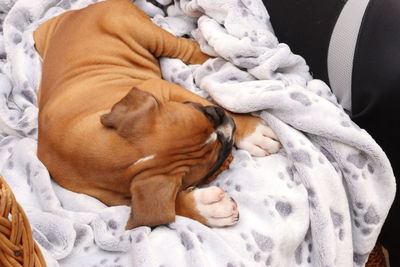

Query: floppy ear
[125,173,183,229]
[100,87,158,137]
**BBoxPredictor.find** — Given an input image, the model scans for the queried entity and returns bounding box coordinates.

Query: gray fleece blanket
[0,0,396,266]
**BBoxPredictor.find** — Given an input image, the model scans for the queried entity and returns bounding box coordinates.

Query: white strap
[327,0,370,112]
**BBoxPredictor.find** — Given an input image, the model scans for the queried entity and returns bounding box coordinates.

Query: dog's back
[35,0,166,111]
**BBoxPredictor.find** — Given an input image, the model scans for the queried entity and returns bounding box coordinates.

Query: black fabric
[263,0,399,264]
[352,0,400,264]
[262,0,346,83]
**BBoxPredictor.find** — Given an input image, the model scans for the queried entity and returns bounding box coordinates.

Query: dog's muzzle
[202,105,235,144]
[200,105,236,182]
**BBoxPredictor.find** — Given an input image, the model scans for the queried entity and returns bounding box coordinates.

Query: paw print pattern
[353,203,380,236]
[330,208,345,241]
[353,252,369,266]
[241,230,276,266]
[277,164,299,188]
[275,201,293,217]
[299,227,314,265]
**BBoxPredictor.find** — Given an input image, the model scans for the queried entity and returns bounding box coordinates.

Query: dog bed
[0,0,395,266]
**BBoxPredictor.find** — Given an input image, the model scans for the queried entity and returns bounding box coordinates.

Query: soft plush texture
[0,0,395,266]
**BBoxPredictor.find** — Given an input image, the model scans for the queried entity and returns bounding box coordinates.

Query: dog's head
[100,87,235,186]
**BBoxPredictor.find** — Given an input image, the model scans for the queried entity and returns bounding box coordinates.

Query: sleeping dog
[34,0,280,229]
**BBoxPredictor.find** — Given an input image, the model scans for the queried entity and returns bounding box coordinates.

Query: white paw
[193,186,239,227]
[237,122,281,157]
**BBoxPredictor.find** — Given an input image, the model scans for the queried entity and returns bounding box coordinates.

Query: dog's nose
[202,106,221,126]
[203,106,236,142]
[202,106,227,127]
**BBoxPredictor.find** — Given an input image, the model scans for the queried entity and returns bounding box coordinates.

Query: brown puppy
[34,0,280,229]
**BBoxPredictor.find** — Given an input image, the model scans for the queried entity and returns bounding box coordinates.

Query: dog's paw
[236,120,281,157]
[193,186,239,227]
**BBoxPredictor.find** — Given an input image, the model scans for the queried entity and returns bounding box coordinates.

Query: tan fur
[34,0,261,228]
[175,189,209,226]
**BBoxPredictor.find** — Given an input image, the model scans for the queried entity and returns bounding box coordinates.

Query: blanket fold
[0,0,395,266]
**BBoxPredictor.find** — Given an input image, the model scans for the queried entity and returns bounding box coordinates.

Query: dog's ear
[125,172,184,229]
[100,87,158,137]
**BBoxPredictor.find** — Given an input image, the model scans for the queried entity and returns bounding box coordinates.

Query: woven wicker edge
[366,243,388,267]
[0,175,46,267]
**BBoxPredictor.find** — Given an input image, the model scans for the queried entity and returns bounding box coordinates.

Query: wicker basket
[366,243,388,267]
[0,175,46,267]
[0,174,388,267]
